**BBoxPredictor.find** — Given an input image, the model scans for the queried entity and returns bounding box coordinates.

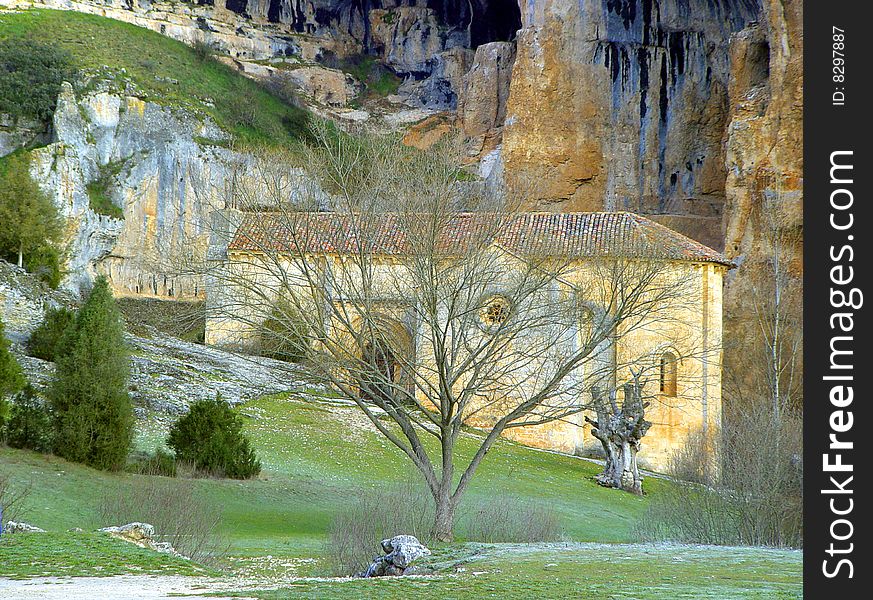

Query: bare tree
[196,121,710,540]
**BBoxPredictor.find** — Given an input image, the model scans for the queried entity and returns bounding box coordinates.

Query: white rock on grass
[3,521,46,534]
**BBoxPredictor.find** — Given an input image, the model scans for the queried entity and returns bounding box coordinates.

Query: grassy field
[226,544,802,599]
[0,391,803,596]
[1,392,658,561]
[0,9,310,148]
[0,532,210,579]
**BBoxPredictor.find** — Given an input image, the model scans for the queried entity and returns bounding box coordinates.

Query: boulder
[282,66,362,107]
[361,534,431,577]
[98,522,187,559]
[3,521,46,534]
[458,41,516,140]
[99,522,155,542]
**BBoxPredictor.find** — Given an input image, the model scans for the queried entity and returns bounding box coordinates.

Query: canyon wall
[500,0,761,249]
[3,0,803,395]
[721,0,803,405]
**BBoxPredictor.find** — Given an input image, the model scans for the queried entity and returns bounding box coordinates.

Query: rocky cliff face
[25,81,297,300]
[4,0,802,397]
[9,0,521,112]
[721,0,803,400]
[498,0,762,249]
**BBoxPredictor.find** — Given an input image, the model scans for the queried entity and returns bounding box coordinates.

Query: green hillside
[0,391,802,596]
[1,392,657,559]
[0,9,310,148]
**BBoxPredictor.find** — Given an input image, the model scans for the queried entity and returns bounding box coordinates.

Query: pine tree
[0,153,63,271]
[26,306,76,362]
[49,276,133,470]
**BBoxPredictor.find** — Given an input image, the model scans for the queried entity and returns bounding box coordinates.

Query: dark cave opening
[427,0,522,47]
[469,0,522,47]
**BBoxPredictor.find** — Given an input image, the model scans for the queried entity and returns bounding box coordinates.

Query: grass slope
[0,9,310,148]
[0,532,209,579]
[1,392,656,561]
[0,393,802,595]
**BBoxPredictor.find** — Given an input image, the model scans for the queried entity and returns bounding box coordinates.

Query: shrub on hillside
[326,483,565,575]
[634,403,803,548]
[49,276,133,471]
[0,37,76,122]
[459,495,563,543]
[99,476,228,564]
[259,299,309,363]
[4,385,53,453]
[326,481,434,576]
[0,316,26,428]
[125,448,178,478]
[0,470,32,525]
[24,244,65,290]
[191,40,215,63]
[167,396,261,479]
[116,298,205,344]
[26,306,76,362]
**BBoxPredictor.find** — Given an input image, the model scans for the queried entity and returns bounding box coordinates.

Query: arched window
[659,352,677,396]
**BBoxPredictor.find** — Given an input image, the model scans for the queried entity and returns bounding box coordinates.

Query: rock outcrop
[3,521,46,534]
[16,330,310,414]
[457,40,516,160]
[498,0,760,250]
[99,522,186,559]
[2,259,312,413]
[27,81,229,297]
[21,80,315,299]
[0,261,76,344]
[0,115,49,158]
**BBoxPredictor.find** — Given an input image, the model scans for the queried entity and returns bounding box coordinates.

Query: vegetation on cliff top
[0,36,75,122]
[0,152,64,286]
[0,9,311,148]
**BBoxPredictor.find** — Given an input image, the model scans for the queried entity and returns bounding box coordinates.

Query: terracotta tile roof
[227,211,733,267]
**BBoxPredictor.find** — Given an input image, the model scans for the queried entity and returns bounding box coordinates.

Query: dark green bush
[26,306,76,361]
[259,299,309,363]
[126,448,178,477]
[0,317,25,419]
[5,385,53,453]
[23,243,64,289]
[167,395,261,480]
[0,37,76,122]
[50,276,133,471]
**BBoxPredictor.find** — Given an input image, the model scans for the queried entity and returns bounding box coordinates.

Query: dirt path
[0,575,254,600]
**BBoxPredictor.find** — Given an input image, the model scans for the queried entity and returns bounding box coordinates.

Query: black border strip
[804,0,871,595]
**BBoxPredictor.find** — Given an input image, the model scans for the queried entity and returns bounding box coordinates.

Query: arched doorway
[359,337,400,404]
[350,315,412,405]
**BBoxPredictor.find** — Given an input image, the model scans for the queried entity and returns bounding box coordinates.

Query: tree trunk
[431,487,455,542]
[586,380,651,495]
[18,242,23,268]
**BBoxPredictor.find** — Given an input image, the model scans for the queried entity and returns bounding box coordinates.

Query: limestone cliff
[25,81,313,300]
[721,0,803,403]
[497,0,762,249]
[2,0,803,403]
